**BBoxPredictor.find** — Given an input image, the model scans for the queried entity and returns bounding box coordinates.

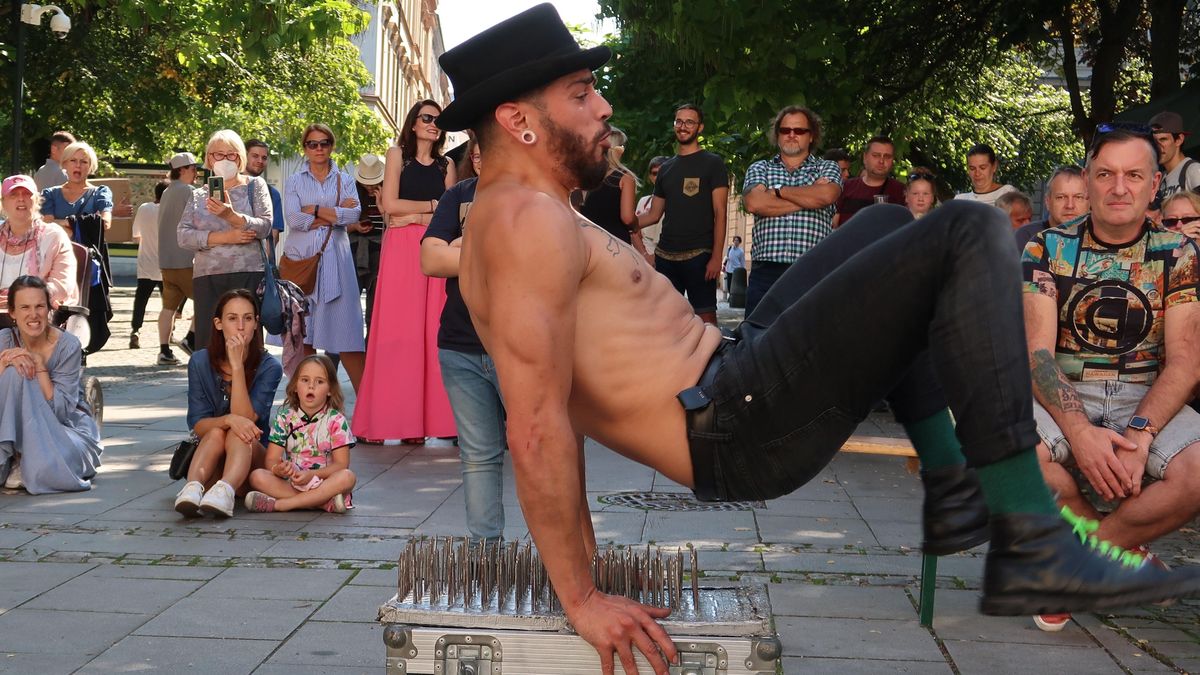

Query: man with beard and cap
[437,4,1200,674]
[635,104,729,324]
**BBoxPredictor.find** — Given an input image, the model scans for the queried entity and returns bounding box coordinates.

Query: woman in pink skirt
[353,100,458,442]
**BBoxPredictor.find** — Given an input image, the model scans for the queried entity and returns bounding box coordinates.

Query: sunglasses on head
[1096,122,1153,135]
[303,139,333,150]
[908,172,935,182]
[417,113,439,125]
[777,127,810,137]
[1164,215,1200,229]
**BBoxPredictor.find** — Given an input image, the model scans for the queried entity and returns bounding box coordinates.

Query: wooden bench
[840,434,939,627]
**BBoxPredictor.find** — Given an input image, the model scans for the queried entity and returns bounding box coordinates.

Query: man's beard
[543,116,610,191]
[246,167,264,178]
[676,130,697,145]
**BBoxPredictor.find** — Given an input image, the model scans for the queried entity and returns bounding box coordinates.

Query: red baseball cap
[1,175,37,197]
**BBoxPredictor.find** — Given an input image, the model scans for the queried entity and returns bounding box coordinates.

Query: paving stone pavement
[1,285,1198,673]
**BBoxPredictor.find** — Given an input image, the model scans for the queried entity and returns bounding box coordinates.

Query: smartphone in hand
[208,175,226,203]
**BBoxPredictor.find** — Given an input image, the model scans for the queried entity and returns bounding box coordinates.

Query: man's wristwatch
[1127,415,1158,437]
[773,186,782,199]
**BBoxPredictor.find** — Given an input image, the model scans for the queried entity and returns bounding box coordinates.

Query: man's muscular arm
[479,195,675,675]
[1024,292,1134,499]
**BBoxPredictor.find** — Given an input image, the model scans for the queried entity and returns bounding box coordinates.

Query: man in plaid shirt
[741,105,843,315]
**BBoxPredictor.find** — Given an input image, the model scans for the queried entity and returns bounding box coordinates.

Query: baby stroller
[53,243,104,430]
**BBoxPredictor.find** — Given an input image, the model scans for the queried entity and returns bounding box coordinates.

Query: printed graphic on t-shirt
[682,177,700,197]
[1022,219,1200,383]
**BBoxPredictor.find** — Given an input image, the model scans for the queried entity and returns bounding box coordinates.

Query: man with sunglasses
[741,105,842,315]
[1022,126,1200,630]
[636,104,729,324]
[834,135,906,226]
[1151,111,1200,202]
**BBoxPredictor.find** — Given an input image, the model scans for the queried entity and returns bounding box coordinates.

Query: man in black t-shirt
[637,104,729,324]
[420,174,509,543]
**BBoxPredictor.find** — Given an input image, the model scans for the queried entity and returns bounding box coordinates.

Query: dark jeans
[656,252,717,314]
[744,261,792,317]
[131,278,163,332]
[688,202,1039,501]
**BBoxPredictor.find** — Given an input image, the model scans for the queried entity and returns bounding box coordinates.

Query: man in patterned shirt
[1022,128,1200,559]
[741,105,842,315]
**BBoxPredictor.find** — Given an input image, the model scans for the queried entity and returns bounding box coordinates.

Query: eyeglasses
[1163,215,1200,228]
[908,172,936,182]
[777,127,810,137]
[303,139,333,150]
[417,113,439,125]
[673,119,699,128]
[208,151,239,161]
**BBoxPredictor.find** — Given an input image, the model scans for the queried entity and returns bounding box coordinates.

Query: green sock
[976,450,1059,515]
[903,408,965,471]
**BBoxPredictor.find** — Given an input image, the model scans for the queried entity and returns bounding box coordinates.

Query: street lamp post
[9,2,71,175]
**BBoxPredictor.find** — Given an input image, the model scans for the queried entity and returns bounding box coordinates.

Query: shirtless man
[436,5,1200,674]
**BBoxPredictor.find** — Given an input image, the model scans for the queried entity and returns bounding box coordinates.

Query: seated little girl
[244,354,356,513]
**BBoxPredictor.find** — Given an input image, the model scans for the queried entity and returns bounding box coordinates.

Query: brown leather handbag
[280,174,340,295]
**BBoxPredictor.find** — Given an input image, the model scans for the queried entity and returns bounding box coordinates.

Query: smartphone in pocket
[207,175,226,203]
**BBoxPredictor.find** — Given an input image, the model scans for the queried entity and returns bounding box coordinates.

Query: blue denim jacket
[186,348,282,438]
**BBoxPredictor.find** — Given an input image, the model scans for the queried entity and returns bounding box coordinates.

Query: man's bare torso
[460,182,722,485]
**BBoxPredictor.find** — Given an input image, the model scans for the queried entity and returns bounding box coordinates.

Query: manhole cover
[597,492,764,511]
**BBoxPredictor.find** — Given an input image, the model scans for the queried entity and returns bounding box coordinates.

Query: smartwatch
[1127,415,1158,437]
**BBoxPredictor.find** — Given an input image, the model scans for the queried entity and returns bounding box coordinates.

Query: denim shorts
[1032,379,1200,479]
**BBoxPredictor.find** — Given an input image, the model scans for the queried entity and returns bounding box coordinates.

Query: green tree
[0,1,389,170]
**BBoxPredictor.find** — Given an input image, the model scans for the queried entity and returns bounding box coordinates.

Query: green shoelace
[1059,505,1146,569]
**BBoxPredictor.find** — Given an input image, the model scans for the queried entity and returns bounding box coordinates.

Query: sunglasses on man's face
[304,139,333,150]
[417,113,439,125]
[777,127,810,137]
[1164,215,1200,229]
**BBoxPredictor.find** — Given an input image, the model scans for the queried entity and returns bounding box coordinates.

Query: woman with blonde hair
[178,129,274,347]
[0,175,77,310]
[579,127,643,249]
[1162,191,1200,240]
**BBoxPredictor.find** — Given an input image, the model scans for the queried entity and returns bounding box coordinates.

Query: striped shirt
[742,154,843,263]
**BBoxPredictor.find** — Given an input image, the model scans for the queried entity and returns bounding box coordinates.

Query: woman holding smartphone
[177,129,273,348]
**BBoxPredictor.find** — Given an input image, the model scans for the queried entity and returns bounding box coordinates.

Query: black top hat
[437,3,611,132]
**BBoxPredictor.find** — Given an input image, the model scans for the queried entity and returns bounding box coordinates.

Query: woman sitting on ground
[0,276,102,493]
[175,289,282,517]
[0,175,77,309]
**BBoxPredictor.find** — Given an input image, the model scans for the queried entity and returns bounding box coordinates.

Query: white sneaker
[198,480,235,518]
[174,481,204,516]
[4,457,23,489]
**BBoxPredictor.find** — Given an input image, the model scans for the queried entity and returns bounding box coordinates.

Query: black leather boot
[981,512,1200,615]
[920,464,990,556]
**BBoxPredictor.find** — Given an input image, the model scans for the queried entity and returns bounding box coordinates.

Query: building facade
[354,0,453,140]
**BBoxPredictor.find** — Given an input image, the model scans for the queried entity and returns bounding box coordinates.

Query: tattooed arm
[1024,292,1135,500]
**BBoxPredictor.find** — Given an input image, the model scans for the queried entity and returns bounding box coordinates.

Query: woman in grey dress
[0,276,102,493]
[178,129,273,347]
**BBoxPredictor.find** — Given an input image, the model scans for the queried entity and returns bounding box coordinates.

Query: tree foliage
[0,1,390,170]
[596,0,1195,193]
